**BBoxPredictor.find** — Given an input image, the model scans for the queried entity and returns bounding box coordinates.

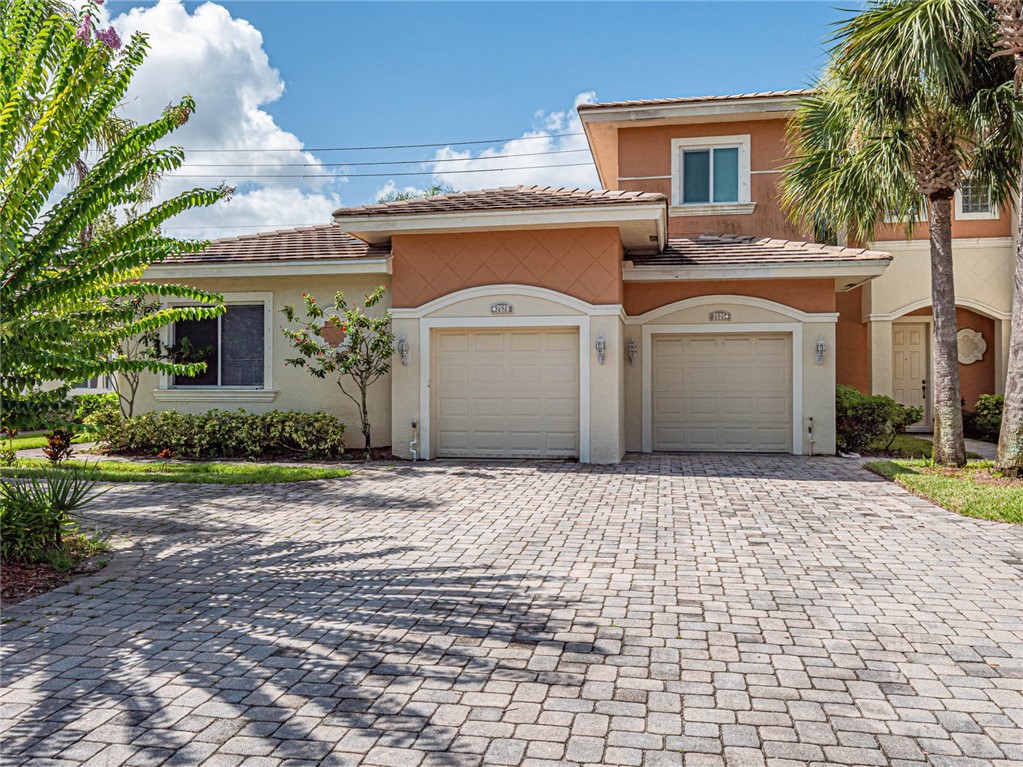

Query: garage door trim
[419,315,591,461]
[641,322,803,454]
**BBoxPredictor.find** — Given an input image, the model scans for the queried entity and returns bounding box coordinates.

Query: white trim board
[627,294,840,325]
[623,261,889,282]
[417,316,591,463]
[640,323,804,455]
[145,257,391,279]
[393,284,624,320]
[868,296,1011,322]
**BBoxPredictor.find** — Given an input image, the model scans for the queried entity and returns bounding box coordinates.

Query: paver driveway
[2,454,1022,767]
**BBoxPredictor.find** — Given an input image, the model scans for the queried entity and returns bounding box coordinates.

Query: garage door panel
[434,328,579,459]
[652,333,792,453]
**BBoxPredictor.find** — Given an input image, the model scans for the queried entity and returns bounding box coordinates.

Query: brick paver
[1,454,1021,766]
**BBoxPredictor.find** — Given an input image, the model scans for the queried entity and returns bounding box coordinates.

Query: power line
[180,148,590,168]
[179,131,586,153]
[167,162,595,179]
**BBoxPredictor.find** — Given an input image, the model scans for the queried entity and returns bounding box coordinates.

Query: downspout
[409,418,418,462]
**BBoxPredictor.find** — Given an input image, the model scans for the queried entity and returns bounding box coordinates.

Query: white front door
[892,322,929,429]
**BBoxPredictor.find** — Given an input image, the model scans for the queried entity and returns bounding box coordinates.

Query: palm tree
[376,184,457,203]
[989,0,1023,475]
[782,0,1018,467]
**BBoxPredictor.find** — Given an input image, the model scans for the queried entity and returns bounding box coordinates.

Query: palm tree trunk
[995,157,1023,475]
[928,195,966,467]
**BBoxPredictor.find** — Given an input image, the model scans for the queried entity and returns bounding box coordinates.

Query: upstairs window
[671,136,751,211]
[172,303,267,388]
[956,178,996,220]
[72,375,113,393]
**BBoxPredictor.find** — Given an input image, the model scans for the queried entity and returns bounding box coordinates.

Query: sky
[94,0,857,239]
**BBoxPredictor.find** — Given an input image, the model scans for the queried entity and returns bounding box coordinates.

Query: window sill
[152,389,279,404]
[670,202,756,217]
[955,212,999,221]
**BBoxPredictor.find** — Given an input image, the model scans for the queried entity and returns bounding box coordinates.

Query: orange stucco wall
[390,228,624,308]
[835,287,869,393]
[873,207,1012,242]
[623,278,836,316]
[614,119,812,241]
[905,306,996,409]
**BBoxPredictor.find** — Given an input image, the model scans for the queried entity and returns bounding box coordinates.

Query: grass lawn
[865,433,980,460]
[4,431,89,451]
[0,458,354,485]
[866,459,1023,524]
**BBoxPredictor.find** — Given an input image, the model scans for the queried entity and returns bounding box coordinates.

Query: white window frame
[157,292,274,391]
[955,178,998,221]
[883,198,928,225]
[670,135,752,215]
[70,375,114,394]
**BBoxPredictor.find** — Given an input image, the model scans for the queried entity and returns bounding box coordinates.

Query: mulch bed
[1,556,107,606]
[922,465,1023,488]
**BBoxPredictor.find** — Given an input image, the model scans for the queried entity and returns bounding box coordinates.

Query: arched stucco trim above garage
[620,294,839,456]
[869,296,1011,323]
[391,284,627,465]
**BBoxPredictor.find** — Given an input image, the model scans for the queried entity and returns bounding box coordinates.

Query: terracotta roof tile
[177,224,388,263]
[628,234,892,268]
[332,185,666,218]
[578,89,812,111]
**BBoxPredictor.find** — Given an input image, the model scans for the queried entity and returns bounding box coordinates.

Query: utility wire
[180,148,590,168]
[167,162,594,179]
[178,131,586,153]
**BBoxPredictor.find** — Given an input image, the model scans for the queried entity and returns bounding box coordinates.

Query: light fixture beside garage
[595,334,607,365]
[397,335,410,366]
[627,338,638,365]
[815,337,827,366]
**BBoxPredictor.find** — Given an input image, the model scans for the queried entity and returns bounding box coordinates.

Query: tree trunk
[360,385,371,460]
[928,195,966,467]
[996,157,1023,475]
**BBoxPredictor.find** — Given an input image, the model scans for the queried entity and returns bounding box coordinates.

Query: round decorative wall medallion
[957,328,987,364]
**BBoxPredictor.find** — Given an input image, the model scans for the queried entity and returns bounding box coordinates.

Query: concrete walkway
[1,454,1021,767]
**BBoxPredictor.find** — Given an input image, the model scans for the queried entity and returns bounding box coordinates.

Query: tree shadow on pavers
[1,525,579,763]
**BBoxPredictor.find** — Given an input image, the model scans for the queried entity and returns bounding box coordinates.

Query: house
[139,90,1014,463]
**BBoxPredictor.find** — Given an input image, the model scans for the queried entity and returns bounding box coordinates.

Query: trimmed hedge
[836,385,922,454]
[96,409,347,460]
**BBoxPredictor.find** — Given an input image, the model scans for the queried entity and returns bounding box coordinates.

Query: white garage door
[432,328,579,458]
[652,333,792,452]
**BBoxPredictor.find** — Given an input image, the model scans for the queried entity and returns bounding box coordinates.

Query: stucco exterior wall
[136,274,392,450]
[623,278,836,316]
[390,228,624,308]
[614,118,812,240]
[836,287,869,393]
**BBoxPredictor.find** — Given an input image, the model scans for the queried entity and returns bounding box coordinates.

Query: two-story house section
[579,90,1015,431]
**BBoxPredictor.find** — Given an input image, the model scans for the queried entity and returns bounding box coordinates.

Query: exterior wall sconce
[815,337,827,366]
[397,336,410,366]
[595,334,607,365]
[627,338,638,365]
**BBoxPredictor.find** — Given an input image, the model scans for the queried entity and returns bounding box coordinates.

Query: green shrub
[73,393,119,424]
[965,394,1005,441]
[0,465,106,560]
[835,385,922,454]
[98,409,347,460]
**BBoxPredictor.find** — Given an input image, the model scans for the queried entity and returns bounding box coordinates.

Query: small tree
[280,286,394,458]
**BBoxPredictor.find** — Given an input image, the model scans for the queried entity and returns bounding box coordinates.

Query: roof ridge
[579,89,813,111]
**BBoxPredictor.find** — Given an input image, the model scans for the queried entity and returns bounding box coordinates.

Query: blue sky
[101,1,856,238]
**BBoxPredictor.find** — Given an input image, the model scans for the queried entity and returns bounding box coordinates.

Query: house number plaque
[491,303,514,314]
[709,310,731,321]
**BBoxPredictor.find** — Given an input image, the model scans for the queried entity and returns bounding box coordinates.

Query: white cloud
[425,92,600,192]
[103,0,341,239]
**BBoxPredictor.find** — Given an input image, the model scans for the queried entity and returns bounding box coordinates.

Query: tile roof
[578,89,812,111]
[332,185,666,218]
[628,234,892,268]
[178,224,389,263]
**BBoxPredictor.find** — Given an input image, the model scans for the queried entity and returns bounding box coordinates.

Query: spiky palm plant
[782,0,1019,467]
[1,0,230,429]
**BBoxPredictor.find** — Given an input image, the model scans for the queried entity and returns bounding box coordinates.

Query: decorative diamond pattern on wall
[393,228,622,307]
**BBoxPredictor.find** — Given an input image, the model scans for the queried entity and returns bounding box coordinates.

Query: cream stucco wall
[390,285,625,464]
[136,274,392,450]
[624,296,838,455]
